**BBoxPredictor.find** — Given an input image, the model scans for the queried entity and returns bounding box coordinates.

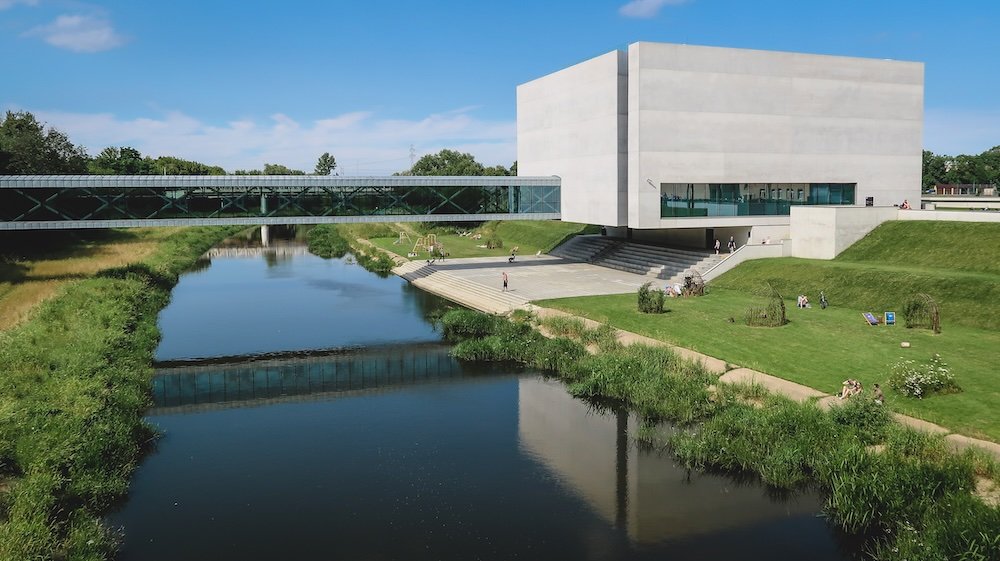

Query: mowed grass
[537,221,1000,442]
[537,289,1000,441]
[367,220,597,260]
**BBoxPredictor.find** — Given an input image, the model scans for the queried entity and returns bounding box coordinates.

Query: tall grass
[0,226,241,561]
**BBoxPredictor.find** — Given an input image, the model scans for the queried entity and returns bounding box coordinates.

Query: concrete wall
[789,206,899,259]
[627,42,924,229]
[897,210,1000,223]
[517,51,628,226]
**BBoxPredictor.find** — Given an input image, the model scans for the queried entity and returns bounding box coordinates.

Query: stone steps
[393,261,528,315]
[550,236,725,281]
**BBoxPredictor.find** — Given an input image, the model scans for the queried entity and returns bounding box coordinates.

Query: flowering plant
[888,354,958,398]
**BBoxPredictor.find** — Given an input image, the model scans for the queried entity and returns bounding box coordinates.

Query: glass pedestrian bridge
[0,175,561,230]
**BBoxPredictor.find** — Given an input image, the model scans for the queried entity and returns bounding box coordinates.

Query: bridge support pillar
[260,225,270,247]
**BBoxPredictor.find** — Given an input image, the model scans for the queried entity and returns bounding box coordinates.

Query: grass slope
[366,220,597,260]
[712,221,1000,330]
[537,220,1000,442]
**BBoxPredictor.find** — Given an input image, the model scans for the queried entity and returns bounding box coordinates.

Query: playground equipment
[393,231,412,245]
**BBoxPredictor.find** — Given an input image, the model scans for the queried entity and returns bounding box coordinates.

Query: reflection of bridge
[0,175,560,230]
[150,344,491,415]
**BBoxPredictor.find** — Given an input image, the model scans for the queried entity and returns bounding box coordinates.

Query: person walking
[502,271,508,292]
[727,236,737,253]
[714,239,721,255]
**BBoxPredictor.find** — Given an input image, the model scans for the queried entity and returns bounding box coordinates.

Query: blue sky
[2,0,998,173]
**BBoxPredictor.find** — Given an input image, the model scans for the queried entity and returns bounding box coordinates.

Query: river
[107,238,863,560]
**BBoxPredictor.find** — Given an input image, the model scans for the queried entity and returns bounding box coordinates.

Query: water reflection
[517,378,834,550]
[155,242,448,362]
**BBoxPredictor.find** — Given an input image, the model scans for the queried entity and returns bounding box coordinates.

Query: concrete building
[517,42,924,251]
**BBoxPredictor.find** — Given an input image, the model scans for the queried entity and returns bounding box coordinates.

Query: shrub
[902,293,941,334]
[830,395,892,445]
[637,282,665,313]
[889,354,959,398]
[441,309,504,342]
[485,235,504,249]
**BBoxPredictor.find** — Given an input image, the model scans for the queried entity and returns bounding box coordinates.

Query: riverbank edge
[441,308,1000,560]
[0,226,244,561]
[390,265,1000,458]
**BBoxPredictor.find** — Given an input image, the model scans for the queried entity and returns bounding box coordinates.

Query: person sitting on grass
[839,379,862,399]
[797,294,810,308]
[873,383,884,404]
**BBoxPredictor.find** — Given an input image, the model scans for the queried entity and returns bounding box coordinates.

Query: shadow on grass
[0,229,141,261]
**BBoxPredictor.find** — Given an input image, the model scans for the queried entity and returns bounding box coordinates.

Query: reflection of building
[518,42,923,251]
[517,377,821,544]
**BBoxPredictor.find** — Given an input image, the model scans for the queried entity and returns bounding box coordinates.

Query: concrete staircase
[393,261,529,315]
[552,236,725,283]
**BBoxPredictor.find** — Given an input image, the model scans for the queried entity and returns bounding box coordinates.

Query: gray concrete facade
[518,42,924,230]
[517,51,628,227]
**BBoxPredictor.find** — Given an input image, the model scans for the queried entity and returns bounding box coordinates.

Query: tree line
[0,110,515,178]
[922,147,1000,189]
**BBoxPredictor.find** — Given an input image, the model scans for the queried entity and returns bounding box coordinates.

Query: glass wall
[660,183,855,218]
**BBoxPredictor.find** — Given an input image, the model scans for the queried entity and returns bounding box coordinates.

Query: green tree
[0,111,88,174]
[263,163,305,175]
[921,150,947,189]
[410,149,486,176]
[314,152,337,175]
[88,146,154,175]
[151,155,226,175]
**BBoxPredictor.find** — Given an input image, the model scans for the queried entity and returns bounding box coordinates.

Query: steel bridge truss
[0,175,561,229]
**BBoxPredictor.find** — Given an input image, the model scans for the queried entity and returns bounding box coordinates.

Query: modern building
[517,42,924,249]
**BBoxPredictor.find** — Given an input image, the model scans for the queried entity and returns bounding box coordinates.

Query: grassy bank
[0,226,242,561]
[305,224,397,275]
[442,308,1000,561]
[363,220,598,260]
[537,221,1000,441]
[536,289,1000,441]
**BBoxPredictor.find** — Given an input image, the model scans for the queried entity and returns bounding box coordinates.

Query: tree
[410,149,486,176]
[922,150,947,189]
[0,111,88,174]
[314,152,337,175]
[89,146,153,175]
[263,163,305,175]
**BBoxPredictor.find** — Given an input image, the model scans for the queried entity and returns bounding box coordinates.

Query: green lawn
[367,220,598,260]
[535,221,1000,442]
[536,289,1000,442]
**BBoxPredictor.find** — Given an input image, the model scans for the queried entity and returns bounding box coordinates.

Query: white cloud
[26,14,125,53]
[924,108,1000,155]
[0,0,39,9]
[619,0,689,18]
[15,106,516,174]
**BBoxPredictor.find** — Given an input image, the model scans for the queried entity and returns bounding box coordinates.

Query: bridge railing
[0,175,561,228]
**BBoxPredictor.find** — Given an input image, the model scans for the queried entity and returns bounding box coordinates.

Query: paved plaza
[428,254,652,301]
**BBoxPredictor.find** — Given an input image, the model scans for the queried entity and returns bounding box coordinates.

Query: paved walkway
[428,255,650,300]
[390,257,1000,462]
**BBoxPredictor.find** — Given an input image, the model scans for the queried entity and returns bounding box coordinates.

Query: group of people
[838,379,885,404]
[714,236,739,255]
[900,199,912,210]
[796,291,829,309]
[665,282,684,297]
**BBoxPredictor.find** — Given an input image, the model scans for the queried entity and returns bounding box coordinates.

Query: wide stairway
[551,236,725,284]
[393,261,529,315]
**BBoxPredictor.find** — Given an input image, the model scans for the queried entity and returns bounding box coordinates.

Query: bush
[889,354,959,398]
[441,309,504,342]
[830,395,892,445]
[637,282,665,314]
[485,235,503,249]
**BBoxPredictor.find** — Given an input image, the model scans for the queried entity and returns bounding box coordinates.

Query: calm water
[109,241,863,560]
